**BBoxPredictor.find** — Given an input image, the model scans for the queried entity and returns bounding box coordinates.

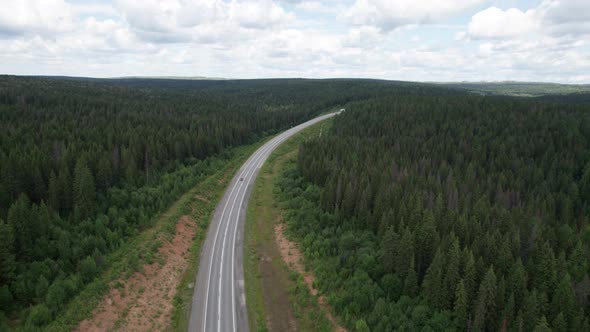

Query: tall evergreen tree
[473,267,497,331]
[7,194,34,260]
[568,241,588,282]
[453,279,469,331]
[73,158,96,221]
[551,273,575,325]
[0,219,16,284]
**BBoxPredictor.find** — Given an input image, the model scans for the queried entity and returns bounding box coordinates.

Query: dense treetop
[280,94,590,331]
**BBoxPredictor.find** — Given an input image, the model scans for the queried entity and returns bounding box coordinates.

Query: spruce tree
[403,257,418,297]
[73,158,96,221]
[0,219,16,284]
[473,267,497,331]
[422,248,445,308]
[568,241,588,282]
[551,273,575,324]
[510,258,526,309]
[533,316,551,332]
[453,279,468,331]
[7,194,33,259]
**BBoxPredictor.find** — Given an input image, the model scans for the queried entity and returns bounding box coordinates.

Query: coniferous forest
[0,75,422,328]
[280,94,590,331]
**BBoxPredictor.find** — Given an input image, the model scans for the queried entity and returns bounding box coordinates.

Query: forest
[279,94,590,331]
[0,75,424,329]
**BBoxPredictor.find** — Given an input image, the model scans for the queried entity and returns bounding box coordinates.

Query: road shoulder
[244,120,336,332]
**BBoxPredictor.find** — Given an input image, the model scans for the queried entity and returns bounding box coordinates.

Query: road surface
[188,111,342,332]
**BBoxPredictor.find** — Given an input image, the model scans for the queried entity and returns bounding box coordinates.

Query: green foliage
[0,285,13,312]
[26,304,51,327]
[473,267,497,331]
[0,219,15,284]
[279,93,590,330]
[453,280,468,331]
[79,256,98,284]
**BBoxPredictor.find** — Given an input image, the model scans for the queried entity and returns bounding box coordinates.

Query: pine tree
[534,241,557,295]
[73,158,96,221]
[533,316,551,332]
[0,219,16,284]
[523,290,540,332]
[47,170,60,212]
[501,293,515,331]
[443,235,461,309]
[395,227,414,278]
[568,241,588,282]
[403,257,418,297]
[453,279,468,331]
[463,249,477,296]
[96,155,113,191]
[510,258,526,310]
[380,226,398,274]
[473,266,497,331]
[496,237,512,275]
[551,273,575,325]
[7,194,34,259]
[415,211,438,275]
[422,248,445,308]
[57,163,72,214]
[552,312,567,332]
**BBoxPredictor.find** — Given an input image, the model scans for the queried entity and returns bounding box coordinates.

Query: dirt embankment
[76,215,196,332]
[274,223,347,332]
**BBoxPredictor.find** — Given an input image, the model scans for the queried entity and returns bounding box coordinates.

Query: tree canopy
[280,93,590,331]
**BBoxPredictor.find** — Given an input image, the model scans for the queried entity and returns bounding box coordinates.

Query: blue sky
[0,0,588,83]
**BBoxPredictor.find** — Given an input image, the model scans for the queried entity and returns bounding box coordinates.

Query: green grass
[244,119,334,332]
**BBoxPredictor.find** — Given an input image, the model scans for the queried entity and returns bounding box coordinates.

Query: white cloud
[229,0,294,30]
[341,25,382,48]
[466,7,538,39]
[464,0,590,40]
[113,0,294,44]
[0,0,73,36]
[345,0,484,30]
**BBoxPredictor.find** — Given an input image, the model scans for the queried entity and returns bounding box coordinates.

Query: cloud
[464,0,590,40]
[466,7,538,39]
[229,0,294,30]
[113,0,294,43]
[345,0,484,31]
[0,0,73,37]
[341,26,382,48]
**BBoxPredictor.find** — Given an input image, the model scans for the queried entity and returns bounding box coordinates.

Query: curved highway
[189,111,341,332]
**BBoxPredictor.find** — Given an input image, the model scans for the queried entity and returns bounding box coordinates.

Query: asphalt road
[188,111,341,332]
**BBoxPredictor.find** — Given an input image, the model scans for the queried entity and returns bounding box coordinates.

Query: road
[188,111,342,332]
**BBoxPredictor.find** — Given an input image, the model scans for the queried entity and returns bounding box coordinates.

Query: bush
[79,256,98,284]
[46,280,67,313]
[26,304,51,327]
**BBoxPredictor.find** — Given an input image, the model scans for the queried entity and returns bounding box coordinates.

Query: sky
[0,0,589,83]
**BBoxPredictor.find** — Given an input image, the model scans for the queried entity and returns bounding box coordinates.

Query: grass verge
[244,119,334,332]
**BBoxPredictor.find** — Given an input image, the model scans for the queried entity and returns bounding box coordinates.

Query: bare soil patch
[274,223,347,332]
[76,215,196,332]
[194,194,210,203]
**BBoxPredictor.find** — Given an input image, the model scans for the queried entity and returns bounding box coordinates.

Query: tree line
[280,93,590,331]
